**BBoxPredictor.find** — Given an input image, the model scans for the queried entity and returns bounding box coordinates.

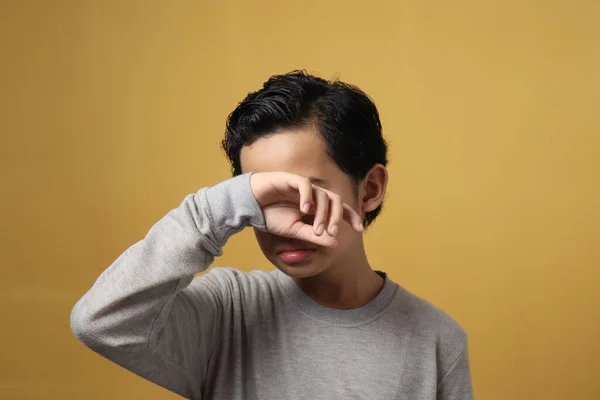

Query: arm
[437,346,474,400]
[70,171,363,399]
[70,173,264,399]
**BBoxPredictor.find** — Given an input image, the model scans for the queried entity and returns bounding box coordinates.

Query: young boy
[71,71,473,399]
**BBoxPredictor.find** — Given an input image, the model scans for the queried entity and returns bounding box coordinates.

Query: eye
[308,177,328,188]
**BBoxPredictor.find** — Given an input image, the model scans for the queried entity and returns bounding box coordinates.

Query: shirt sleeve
[437,345,474,400]
[70,173,265,399]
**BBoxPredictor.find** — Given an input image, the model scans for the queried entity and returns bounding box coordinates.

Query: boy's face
[240,127,364,279]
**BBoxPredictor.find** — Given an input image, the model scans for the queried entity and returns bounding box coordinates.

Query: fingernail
[329,224,338,236]
[302,203,310,213]
[317,224,324,236]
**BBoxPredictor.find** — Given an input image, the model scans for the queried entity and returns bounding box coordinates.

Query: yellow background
[1,1,598,399]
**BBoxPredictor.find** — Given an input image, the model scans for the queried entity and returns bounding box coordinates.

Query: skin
[241,126,389,310]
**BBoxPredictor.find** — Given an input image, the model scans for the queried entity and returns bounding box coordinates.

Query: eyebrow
[308,177,328,186]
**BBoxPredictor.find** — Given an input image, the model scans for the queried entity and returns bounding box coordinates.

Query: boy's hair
[221,70,388,227]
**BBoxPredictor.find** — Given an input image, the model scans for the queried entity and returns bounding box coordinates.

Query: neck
[293,242,384,310]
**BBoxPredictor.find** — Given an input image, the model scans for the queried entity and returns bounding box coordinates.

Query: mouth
[276,248,315,264]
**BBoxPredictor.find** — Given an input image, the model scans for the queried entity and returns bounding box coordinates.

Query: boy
[71,71,473,399]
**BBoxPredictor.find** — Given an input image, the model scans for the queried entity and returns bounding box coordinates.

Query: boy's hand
[250,172,364,247]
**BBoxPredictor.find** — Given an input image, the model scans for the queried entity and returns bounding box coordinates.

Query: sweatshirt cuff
[204,173,266,245]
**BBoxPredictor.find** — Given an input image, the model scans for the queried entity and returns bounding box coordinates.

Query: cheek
[334,222,360,250]
[253,229,275,253]
[333,186,361,214]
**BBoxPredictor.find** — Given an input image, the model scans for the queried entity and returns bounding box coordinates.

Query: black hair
[221,70,388,227]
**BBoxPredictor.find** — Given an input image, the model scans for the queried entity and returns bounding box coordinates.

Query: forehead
[240,128,336,176]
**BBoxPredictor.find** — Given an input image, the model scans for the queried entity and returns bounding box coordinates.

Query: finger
[294,176,313,214]
[327,193,343,236]
[292,222,338,248]
[312,188,329,236]
[342,204,364,233]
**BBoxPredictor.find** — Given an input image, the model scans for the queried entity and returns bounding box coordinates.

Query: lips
[276,239,316,255]
[276,246,315,254]
[277,247,315,264]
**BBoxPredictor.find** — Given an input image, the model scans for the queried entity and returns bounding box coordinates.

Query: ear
[359,164,388,213]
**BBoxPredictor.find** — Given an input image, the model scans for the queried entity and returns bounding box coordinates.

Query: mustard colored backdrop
[1,1,598,399]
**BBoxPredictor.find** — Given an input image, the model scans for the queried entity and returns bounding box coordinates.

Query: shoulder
[189,266,280,303]
[193,266,277,285]
[397,287,466,340]
[391,284,468,370]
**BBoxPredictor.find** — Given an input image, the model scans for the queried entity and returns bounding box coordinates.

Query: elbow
[70,299,100,349]
[70,297,149,352]
[70,298,116,351]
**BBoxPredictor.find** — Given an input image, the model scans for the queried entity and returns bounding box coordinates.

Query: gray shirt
[70,173,473,399]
